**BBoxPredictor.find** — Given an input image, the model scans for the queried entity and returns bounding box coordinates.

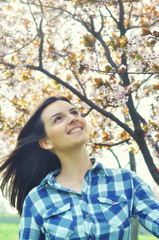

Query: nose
[68,114,78,125]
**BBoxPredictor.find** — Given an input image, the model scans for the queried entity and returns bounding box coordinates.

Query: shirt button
[112,201,116,204]
[81,196,84,199]
[48,181,53,186]
[85,177,88,181]
[86,214,89,218]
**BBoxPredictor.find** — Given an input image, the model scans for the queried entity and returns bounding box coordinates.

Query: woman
[0,96,159,240]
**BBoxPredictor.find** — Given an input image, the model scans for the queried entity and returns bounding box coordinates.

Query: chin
[75,137,88,147]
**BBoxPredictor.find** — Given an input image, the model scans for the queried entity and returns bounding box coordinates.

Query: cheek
[82,118,88,130]
[46,125,65,142]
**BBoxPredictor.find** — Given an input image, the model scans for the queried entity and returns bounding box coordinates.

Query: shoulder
[24,171,54,207]
[104,167,152,192]
[106,167,132,175]
[104,167,134,179]
[95,160,146,187]
[102,166,145,189]
[95,160,133,177]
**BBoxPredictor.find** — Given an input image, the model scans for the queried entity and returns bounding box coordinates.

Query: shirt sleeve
[19,199,44,240]
[132,172,159,238]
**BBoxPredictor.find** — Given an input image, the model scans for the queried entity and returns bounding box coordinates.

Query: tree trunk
[131,218,139,240]
[129,150,136,172]
[135,130,159,185]
[129,151,139,240]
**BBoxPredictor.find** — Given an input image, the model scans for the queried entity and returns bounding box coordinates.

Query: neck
[55,146,92,180]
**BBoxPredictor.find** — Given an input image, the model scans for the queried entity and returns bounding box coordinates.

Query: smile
[68,127,82,135]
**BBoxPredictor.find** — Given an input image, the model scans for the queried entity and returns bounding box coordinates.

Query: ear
[39,138,54,150]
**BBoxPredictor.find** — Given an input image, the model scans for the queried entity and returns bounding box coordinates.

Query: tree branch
[26,0,39,34]
[128,19,159,30]
[108,149,122,168]
[98,10,104,34]
[0,61,15,69]
[73,72,87,97]
[94,32,118,71]
[26,64,135,138]
[38,0,45,16]
[130,74,154,94]
[137,112,159,153]
[0,35,38,58]
[104,4,118,26]
[127,3,133,29]
[29,3,118,72]
[81,107,93,117]
[93,138,130,147]
[39,19,44,68]
[118,0,126,35]
[87,67,159,75]
[137,112,146,125]
[0,94,30,114]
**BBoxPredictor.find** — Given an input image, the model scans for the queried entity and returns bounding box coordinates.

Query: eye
[71,110,79,116]
[54,116,62,123]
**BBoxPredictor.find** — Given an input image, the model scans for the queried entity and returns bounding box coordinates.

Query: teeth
[70,128,81,134]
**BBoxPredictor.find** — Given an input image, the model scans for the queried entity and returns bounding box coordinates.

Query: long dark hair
[0,96,71,215]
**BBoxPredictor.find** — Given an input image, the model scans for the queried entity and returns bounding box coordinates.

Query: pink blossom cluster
[91,0,112,8]
[106,84,130,106]
[82,52,99,71]
[127,31,159,72]
[78,0,115,14]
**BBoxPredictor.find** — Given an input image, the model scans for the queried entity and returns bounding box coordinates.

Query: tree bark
[135,129,159,185]
[131,218,139,240]
[129,150,136,172]
[129,151,138,240]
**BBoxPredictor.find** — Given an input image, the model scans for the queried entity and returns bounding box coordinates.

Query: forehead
[41,100,73,121]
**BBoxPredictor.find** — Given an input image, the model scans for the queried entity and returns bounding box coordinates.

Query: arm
[19,200,45,240]
[132,172,159,238]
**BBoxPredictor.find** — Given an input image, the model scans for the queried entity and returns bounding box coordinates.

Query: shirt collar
[40,170,59,186]
[40,158,108,186]
[90,158,109,176]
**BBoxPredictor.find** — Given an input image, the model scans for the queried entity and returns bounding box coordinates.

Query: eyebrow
[49,107,77,121]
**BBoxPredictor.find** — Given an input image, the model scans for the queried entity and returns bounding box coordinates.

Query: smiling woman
[0,96,159,240]
[39,100,88,156]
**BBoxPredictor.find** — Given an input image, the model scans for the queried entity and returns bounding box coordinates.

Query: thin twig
[39,19,44,68]
[108,148,122,168]
[73,73,87,97]
[26,0,39,34]
[104,4,118,26]
[0,35,38,58]
[81,108,93,117]
[38,0,45,16]
[93,138,130,147]
[128,20,159,30]
[130,74,154,94]
[0,94,30,114]
[98,10,104,34]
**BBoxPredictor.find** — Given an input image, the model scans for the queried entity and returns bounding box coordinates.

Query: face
[40,100,89,154]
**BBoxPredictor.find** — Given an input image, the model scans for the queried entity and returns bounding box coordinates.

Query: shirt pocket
[43,203,74,239]
[97,194,130,229]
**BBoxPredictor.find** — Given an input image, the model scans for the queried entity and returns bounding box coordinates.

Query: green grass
[0,223,19,240]
[0,223,158,240]
[0,214,158,240]
[0,212,17,217]
[138,236,158,240]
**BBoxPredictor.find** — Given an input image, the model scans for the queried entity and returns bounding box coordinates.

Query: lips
[67,127,83,135]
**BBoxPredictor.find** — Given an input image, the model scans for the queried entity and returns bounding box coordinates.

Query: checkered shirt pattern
[19,159,159,240]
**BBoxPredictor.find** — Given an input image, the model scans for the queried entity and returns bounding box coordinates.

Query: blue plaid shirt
[19,159,159,239]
